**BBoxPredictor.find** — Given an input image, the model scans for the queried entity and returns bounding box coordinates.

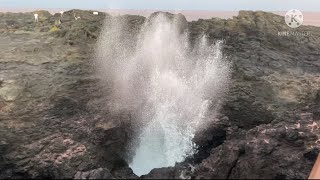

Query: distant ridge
[0,8,319,26]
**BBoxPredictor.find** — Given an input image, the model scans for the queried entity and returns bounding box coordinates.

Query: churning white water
[95,13,231,176]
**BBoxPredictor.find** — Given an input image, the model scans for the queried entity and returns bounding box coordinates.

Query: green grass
[49,26,60,33]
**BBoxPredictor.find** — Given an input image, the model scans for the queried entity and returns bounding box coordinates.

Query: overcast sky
[0,0,319,11]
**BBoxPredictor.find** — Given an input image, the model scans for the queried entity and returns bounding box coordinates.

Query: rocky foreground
[0,9,319,179]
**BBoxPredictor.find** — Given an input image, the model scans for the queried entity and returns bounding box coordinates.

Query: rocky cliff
[0,10,319,179]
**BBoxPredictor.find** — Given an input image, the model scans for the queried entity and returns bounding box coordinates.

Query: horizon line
[1,7,320,13]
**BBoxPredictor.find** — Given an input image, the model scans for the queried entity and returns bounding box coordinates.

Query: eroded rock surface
[0,10,319,179]
[145,11,320,179]
[0,9,137,179]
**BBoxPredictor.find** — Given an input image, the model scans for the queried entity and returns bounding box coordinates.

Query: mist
[95,13,231,176]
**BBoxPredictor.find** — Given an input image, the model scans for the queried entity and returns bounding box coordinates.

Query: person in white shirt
[73,12,81,20]
[34,14,39,23]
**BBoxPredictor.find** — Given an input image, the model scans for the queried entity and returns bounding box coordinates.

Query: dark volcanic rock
[0,9,319,179]
[74,168,113,179]
[187,11,320,179]
[0,10,136,179]
[146,11,320,179]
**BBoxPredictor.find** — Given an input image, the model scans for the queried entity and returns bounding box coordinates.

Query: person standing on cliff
[34,13,38,23]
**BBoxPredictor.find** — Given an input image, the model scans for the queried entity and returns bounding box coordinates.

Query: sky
[0,0,320,11]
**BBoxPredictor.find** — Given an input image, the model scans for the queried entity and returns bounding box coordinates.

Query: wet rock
[188,10,320,179]
[0,9,319,179]
[141,167,177,179]
[141,164,195,180]
[0,9,134,179]
[111,165,139,179]
[74,168,113,179]
[0,140,9,171]
[191,117,229,163]
[304,148,320,162]
[315,90,320,104]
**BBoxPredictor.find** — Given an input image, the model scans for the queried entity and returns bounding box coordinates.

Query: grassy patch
[49,26,60,33]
